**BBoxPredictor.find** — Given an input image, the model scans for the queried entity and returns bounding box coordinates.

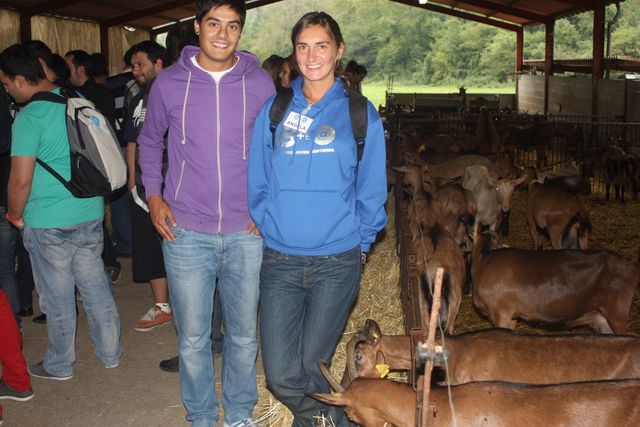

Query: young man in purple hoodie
[137,1,275,426]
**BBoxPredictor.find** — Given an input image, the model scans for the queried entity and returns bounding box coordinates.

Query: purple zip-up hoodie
[138,46,275,234]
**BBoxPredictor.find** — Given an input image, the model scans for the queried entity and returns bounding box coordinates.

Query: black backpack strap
[268,88,294,150]
[28,91,66,105]
[348,89,368,162]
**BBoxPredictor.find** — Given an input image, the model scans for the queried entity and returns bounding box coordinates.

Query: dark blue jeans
[259,246,361,427]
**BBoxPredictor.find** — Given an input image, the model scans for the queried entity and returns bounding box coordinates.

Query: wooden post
[100,24,110,73]
[19,12,32,43]
[592,3,605,118]
[515,28,523,74]
[515,28,523,112]
[544,20,555,115]
[419,267,444,427]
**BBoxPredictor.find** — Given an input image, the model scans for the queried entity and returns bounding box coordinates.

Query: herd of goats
[307,111,640,426]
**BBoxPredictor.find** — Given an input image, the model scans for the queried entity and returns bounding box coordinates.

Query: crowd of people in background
[0,1,385,426]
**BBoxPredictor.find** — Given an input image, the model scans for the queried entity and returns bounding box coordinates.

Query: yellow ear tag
[376,364,390,378]
[331,392,343,397]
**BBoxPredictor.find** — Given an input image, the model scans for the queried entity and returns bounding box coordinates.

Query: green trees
[240,0,640,85]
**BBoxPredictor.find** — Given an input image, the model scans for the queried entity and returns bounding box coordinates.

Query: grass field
[361,81,516,110]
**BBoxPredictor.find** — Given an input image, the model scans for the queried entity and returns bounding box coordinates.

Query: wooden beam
[22,0,81,17]
[102,0,195,27]
[102,0,284,28]
[389,0,521,32]
[246,0,285,9]
[456,0,548,23]
[592,3,605,117]
[554,0,598,8]
[544,19,554,115]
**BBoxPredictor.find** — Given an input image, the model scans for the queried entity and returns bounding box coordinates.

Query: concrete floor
[2,257,232,427]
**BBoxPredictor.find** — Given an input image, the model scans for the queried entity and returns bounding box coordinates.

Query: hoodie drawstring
[242,74,247,160]
[181,71,192,144]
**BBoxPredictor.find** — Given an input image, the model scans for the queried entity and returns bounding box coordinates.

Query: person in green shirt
[0,43,122,380]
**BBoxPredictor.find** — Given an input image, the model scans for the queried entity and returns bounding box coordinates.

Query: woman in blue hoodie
[248,11,387,427]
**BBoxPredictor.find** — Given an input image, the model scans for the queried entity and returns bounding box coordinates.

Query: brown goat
[526,181,591,250]
[603,145,627,202]
[314,364,640,427]
[412,225,466,334]
[471,231,640,333]
[395,166,474,247]
[343,320,640,387]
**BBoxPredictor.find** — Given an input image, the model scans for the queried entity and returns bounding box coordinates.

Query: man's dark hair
[65,49,91,70]
[166,20,199,64]
[23,40,53,69]
[124,45,136,67]
[129,41,169,68]
[355,64,367,77]
[0,43,46,85]
[195,0,246,27]
[88,53,108,78]
[50,53,71,85]
[345,60,358,74]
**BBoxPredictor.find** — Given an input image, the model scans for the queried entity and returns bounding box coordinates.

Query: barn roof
[0,0,622,32]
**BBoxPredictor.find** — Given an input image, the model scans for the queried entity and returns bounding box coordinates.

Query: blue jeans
[22,220,122,376]
[259,246,361,427]
[0,207,20,321]
[163,228,262,427]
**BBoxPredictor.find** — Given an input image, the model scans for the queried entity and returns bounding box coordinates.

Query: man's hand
[246,222,261,236]
[5,213,25,230]
[148,195,176,240]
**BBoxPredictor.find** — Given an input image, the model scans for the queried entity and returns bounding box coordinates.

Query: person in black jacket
[65,49,122,282]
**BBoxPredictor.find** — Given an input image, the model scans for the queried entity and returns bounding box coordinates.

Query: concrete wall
[627,81,640,123]
[517,74,639,120]
[517,75,545,114]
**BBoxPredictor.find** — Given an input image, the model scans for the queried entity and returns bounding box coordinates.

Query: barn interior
[2,1,640,426]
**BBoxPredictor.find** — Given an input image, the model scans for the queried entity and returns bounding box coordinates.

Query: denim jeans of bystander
[163,227,262,427]
[22,220,122,377]
[259,246,361,427]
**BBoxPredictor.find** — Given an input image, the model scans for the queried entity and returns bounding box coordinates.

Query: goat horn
[317,359,345,393]
[345,331,369,383]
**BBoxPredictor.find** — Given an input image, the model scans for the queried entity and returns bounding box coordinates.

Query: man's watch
[361,252,368,265]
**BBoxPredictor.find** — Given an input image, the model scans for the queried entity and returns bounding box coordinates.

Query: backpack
[29,88,127,198]
[268,87,368,162]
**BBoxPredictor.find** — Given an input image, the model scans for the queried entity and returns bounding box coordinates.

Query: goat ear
[308,392,347,407]
[365,319,383,343]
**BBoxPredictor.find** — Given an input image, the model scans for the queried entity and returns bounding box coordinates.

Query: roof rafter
[389,0,521,32]
[21,0,80,16]
[102,0,284,28]
[102,0,194,27]
[455,0,549,23]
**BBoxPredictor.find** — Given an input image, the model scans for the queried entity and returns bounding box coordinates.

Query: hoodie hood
[179,45,261,82]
